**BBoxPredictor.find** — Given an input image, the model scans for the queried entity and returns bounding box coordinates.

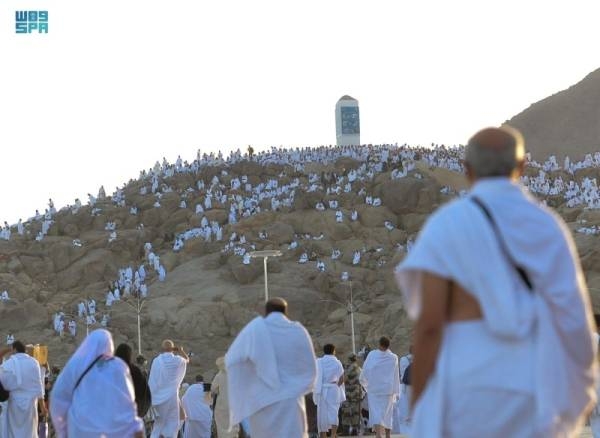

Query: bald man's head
[465,126,525,182]
[265,297,288,316]
[162,339,175,352]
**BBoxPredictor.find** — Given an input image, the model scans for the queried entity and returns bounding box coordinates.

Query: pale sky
[1,0,599,223]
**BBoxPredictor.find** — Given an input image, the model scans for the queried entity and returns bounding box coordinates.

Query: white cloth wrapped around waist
[444,320,534,393]
[316,383,346,406]
[411,320,535,437]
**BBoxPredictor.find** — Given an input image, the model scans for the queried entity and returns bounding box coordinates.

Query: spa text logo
[15,11,48,34]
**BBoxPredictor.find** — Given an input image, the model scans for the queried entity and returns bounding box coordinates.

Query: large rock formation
[506,68,600,160]
[2,154,600,383]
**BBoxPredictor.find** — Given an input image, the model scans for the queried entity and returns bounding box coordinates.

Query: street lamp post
[347,281,356,355]
[249,250,283,302]
[116,295,146,356]
[320,296,359,355]
[134,297,145,356]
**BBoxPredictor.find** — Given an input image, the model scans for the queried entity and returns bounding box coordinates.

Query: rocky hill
[507,68,600,160]
[2,149,600,382]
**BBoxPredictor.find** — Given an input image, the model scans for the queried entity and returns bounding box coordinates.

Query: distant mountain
[506,68,600,160]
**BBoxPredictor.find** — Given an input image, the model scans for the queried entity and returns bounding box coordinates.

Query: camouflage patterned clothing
[341,362,363,430]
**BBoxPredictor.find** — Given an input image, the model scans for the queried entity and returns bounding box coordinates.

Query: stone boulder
[56,249,116,290]
[162,209,192,231]
[264,222,294,245]
[293,190,326,212]
[376,178,440,215]
[230,261,262,285]
[141,208,170,228]
[399,213,427,234]
[204,209,228,225]
[357,206,397,228]
[334,157,362,173]
[329,223,354,241]
[0,298,47,331]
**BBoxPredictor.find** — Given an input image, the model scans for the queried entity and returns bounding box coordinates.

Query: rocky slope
[507,68,600,160]
[1,155,600,382]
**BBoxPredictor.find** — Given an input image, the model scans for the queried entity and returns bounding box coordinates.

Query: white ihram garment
[149,352,187,438]
[182,384,212,438]
[50,329,143,438]
[0,400,7,438]
[248,396,308,437]
[592,379,600,438]
[590,333,600,438]
[225,312,316,438]
[211,370,239,438]
[0,353,44,438]
[396,178,597,437]
[313,355,345,433]
[392,354,411,434]
[359,349,400,429]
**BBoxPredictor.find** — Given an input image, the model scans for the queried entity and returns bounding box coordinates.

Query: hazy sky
[1,0,599,223]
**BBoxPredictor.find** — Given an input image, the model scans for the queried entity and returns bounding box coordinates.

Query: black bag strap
[471,196,533,292]
[74,354,104,391]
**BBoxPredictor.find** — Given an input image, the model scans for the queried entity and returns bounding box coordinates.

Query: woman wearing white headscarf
[50,329,144,438]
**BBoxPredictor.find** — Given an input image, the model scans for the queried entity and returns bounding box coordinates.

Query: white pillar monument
[335,95,360,146]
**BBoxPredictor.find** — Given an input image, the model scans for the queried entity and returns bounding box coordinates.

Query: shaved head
[265,297,288,316]
[162,339,175,351]
[465,126,525,181]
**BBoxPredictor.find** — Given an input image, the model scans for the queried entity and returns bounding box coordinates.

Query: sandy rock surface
[508,68,600,160]
[2,158,600,383]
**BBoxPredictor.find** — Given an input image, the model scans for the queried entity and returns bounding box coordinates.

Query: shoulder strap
[74,354,104,391]
[470,196,533,292]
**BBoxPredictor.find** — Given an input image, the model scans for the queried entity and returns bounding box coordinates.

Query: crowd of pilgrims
[3,144,600,247]
[47,241,166,340]
[4,144,600,436]
[3,143,600,342]
[0,330,404,437]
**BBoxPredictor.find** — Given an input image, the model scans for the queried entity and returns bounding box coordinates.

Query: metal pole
[350,308,356,355]
[137,307,142,356]
[263,256,269,302]
[349,283,356,355]
[137,298,145,356]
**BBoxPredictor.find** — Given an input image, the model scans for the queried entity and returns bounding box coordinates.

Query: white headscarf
[50,329,114,438]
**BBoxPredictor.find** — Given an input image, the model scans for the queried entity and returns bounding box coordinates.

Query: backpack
[401,363,411,385]
[400,355,412,386]
[0,380,9,402]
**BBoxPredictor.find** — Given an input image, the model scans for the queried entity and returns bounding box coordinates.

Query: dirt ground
[338,426,593,437]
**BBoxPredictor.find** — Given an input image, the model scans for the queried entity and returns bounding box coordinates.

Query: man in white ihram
[0,340,46,438]
[591,315,600,437]
[313,343,345,438]
[359,336,400,438]
[395,126,597,437]
[226,297,317,437]
[149,340,189,438]
[181,375,212,438]
[392,345,412,435]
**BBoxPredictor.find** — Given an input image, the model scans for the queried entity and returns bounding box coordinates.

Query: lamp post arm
[319,299,346,307]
